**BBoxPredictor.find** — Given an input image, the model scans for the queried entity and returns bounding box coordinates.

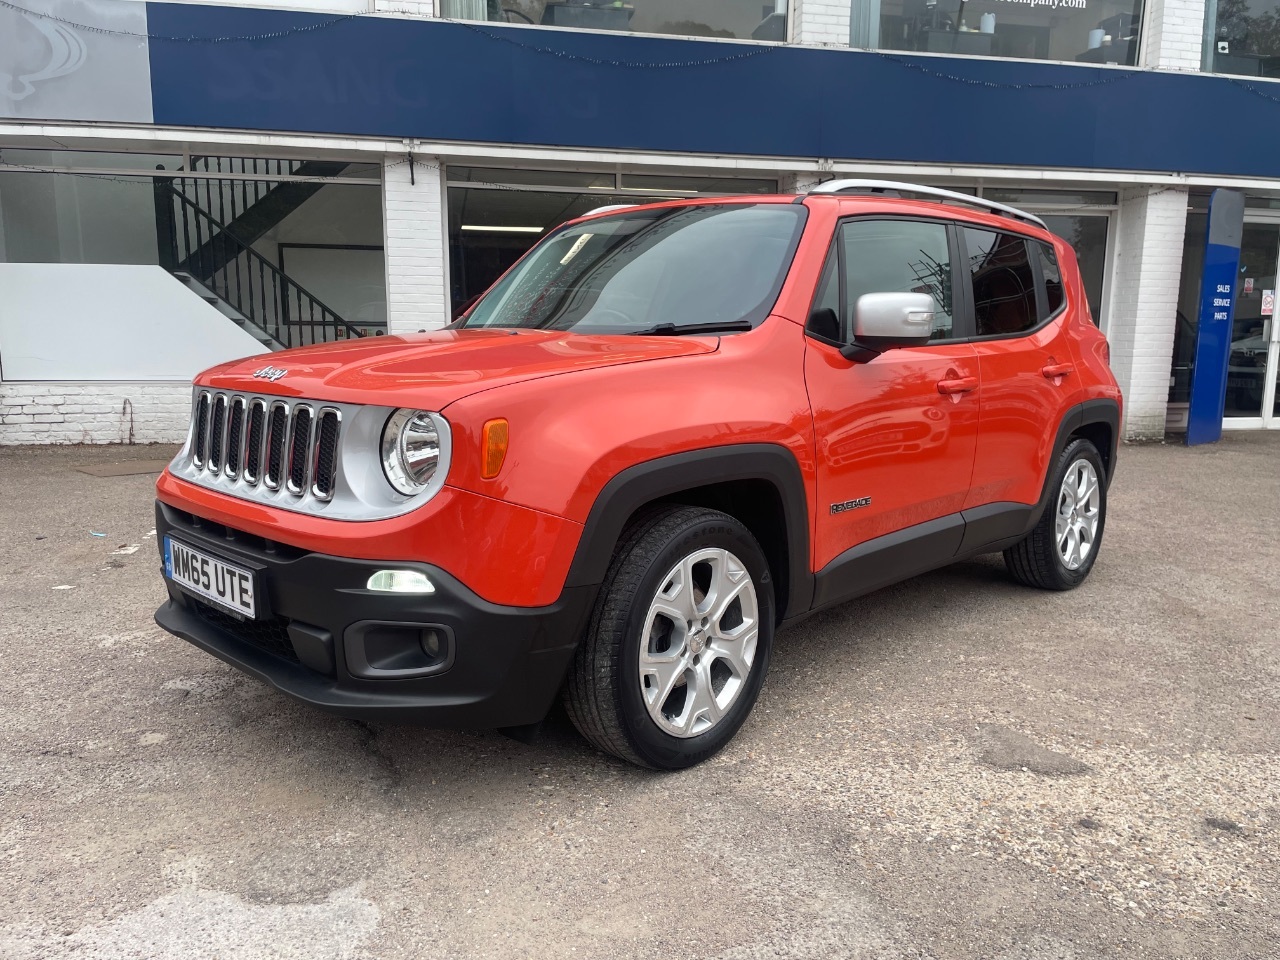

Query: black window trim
[803,214,971,349]
[957,228,1068,344]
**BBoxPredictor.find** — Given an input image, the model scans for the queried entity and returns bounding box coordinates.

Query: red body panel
[442,315,815,524]
[158,193,1121,611]
[806,337,980,568]
[156,471,581,607]
[200,329,717,408]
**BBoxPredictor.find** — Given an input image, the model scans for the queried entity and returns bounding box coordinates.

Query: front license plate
[164,536,257,619]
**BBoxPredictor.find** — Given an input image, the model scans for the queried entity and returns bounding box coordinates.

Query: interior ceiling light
[460,225,544,233]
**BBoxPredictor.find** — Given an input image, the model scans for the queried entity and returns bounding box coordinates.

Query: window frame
[954,227,1066,343]
[804,214,973,348]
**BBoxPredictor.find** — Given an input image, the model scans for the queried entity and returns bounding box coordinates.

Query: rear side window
[1038,242,1065,315]
[840,220,955,340]
[964,228,1038,337]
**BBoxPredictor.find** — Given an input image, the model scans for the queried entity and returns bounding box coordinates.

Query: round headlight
[381,409,444,496]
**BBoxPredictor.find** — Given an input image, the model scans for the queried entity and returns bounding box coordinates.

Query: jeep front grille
[173,389,441,522]
[189,390,341,503]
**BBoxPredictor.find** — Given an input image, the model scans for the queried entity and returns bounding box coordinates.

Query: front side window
[439,1,789,41]
[853,0,1143,66]
[965,228,1038,336]
[1206,0,1280,76]
[841,219,955,340]
[460,204,806,334]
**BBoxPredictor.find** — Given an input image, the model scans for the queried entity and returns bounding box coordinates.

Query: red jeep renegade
[155,181,1121,770]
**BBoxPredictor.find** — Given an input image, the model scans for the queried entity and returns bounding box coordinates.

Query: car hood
[198,328,718,408]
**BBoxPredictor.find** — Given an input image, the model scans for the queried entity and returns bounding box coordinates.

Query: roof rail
[807,179,1047,230]
[583,204,636,216]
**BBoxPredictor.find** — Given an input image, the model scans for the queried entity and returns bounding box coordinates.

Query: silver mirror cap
[853,292,937,343]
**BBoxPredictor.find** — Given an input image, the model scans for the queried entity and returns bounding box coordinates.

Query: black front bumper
[153,501,595,728]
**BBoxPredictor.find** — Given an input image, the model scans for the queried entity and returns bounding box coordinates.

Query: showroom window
[1204,0,1280,76]
[850,0,1144,65]
[439,0,789,41]
[0,149,385,351]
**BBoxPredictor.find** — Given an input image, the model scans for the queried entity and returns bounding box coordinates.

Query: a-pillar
[382,153,450,335]
[1106,186,1190,439]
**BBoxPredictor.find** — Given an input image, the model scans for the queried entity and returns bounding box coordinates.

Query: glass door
[1224,220,1280,428]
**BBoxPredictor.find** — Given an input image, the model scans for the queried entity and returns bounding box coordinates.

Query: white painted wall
[0,264,266,380]
[383,155,449,334]
[1142,0,1205,70]
[792,0,850,45]
[1106,187,1190,439]
[376,0,435,14]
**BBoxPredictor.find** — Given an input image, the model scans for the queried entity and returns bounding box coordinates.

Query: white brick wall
[0,382,191,445]
[1142,0,1204,71]
[382,154,450,335]
[1105,186,1189,440]
[791,0,851,46]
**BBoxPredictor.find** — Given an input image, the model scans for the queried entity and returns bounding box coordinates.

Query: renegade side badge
[830,497,871,515]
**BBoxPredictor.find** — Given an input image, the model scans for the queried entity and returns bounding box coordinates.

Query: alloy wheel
[638,547,760,738]
[1055,458,1101,571]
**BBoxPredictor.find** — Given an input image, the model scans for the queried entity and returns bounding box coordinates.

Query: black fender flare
[1029,397,1121,530]
[563,443,814,620]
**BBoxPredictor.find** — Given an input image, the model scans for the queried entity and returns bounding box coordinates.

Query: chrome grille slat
[313,409,341,501]
[225,397,247,478]
[265,401,289,490]
[286,405,313,495]
[245,399,267,484]
[193,392,211,467]
[208,394,227,473]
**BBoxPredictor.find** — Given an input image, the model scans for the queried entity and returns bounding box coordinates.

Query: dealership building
[2,0,1280,443]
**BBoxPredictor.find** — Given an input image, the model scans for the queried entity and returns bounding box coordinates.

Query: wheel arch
[1066,398,1120,485]
[563,444,814,623]
[1026,398,1120,533]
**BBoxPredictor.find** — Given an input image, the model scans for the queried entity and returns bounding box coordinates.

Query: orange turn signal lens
[480,419,509,479]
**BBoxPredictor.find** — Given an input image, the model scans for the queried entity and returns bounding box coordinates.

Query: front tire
[564,505,775,770]
[1004,437,1107,591]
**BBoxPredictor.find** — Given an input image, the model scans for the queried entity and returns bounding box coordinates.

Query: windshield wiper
[628,320,754,337]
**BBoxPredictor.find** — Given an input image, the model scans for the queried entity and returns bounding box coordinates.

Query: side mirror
[840,292,936,362]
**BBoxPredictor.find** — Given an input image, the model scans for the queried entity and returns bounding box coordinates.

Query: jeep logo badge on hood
[253,366,288,382]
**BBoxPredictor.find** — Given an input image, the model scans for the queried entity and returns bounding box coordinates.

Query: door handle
[1042,362,1074,380]
[937,376,978,395]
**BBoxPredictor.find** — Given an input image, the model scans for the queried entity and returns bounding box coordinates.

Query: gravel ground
[1,436,1277,959]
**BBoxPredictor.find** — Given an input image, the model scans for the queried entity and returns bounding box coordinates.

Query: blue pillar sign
[1186,189,1246,445]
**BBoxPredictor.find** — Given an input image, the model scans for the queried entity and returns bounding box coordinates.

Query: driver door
[804,217,980,584]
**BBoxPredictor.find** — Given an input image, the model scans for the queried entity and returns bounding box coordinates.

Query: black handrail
[172,156,303,233]
[160,184,368,348]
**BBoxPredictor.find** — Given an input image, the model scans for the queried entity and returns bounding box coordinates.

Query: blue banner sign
[1186,189,1246,445]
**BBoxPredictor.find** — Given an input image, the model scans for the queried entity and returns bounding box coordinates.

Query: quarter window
[964,228,1038,337]
[840,220,955,340]
[1038,243,1065,316]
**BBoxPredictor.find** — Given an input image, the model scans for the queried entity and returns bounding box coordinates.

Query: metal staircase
[154,157,371,350]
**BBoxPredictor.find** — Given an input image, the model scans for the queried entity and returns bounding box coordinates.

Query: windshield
[458,203,807,334]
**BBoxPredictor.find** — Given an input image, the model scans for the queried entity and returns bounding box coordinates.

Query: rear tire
[1004,437,1107,591]
[564,505,775,770]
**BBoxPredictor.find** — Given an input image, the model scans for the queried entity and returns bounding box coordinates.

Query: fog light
[366,570,435,594]
[421,628,445,660]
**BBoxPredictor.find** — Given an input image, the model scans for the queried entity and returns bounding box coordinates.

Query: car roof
[568,192,1057,243]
